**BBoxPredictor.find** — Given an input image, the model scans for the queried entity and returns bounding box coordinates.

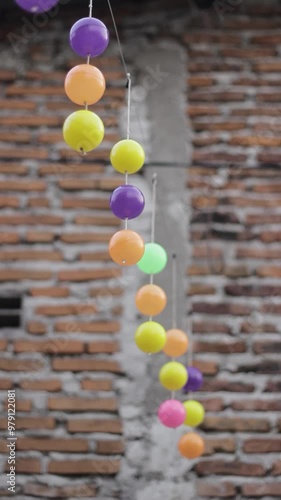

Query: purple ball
[15,0,59,13]
[110,185,145,220]
[183,367,203,393]
[70,17,109,58]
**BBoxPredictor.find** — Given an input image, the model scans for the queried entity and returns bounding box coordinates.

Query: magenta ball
[15,0,59,12]
[110,185,145,220]
[70,17,109,58]
[183,367,203,393]
[158,399,186,428]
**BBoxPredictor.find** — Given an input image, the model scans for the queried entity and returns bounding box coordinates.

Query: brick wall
[0,1,280,499]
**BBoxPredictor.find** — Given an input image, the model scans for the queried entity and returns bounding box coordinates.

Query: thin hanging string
[151,174,157,244]
[106,0,145,146]
[89,0,93,18]
[106,0,129,76]
[172,253,177,330]
[126,73,132,140]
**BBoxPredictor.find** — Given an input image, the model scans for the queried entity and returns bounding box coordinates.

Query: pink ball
[158,399,186,428]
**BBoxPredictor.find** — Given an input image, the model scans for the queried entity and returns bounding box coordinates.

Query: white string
[106,0,129,75]
[172,254,177,329]
[89,0,93,18]
[127,73,132,140]
[151,174,157,244]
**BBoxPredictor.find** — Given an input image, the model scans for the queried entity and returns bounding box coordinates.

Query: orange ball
[65,64,106,106]
[135,284,167,317]
[163,329,189,358]
[109,230,144,266]
[178,432,205,459]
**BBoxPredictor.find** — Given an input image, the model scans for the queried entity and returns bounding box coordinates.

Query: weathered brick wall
[0,1,280,499]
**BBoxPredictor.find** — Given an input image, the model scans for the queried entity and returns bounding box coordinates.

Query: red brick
[0,214,63,225]
[195,460,265,477]
[0,379,13,390]
[62,197,109,210]
[17,437,88,452]
[81,379,113,392]
[193,360,218,376]
[0,233,20,244]
[253,341,281,354]
[60,232,113,244]
[0,358,45,372]
[14,339,84,355]
[188,284,216,295]
[264,380,281,393]
[6,85,65,96]
[58,268,121,282]
[39,163,104,175]
[0,196,20,208]
[87,341,119,354]
[193,322,231,334]
[202,379,255,393]
[75,215,119,227]
[202,416,270,432]
[26,231,55,243]
[0,340,7,351]
[3,399,31,412]
[242,483,281,497]
[79,250,112,262]
[197,481,236,498]
[27,197,50,208]
[0,148,48,159]
[194,340,246,354]
[0,99,35,109]
[58,178,122,191]
[53,358,122,373]
[5,458,41,474]
[20,379,61,392]
[35,303,97,316]
[67,419,122,434]
[48,397,118,412]
[238,360,281,374]
[29,287,69,298]
[193,302,251,316]
[48,459,120,475]
[0,163,28,174]
[23,483,97,498]
[96,440,125,455]
[0,250,61,261]
[257,266,281,278]
[0,269,51,281]
[204,438,236,456]
[89,286,123,298]
[0,417,55,430]
[26,322,47,335]
[272,461,281,476]
[243,438,281,453]
[55,321,120,334]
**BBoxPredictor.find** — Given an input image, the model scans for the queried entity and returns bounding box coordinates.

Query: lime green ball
[63,110,104,153]
[137,243,167,275]
[183,400,205,427]
[110,139,145,174]
[135,321,166,354]
[159,361,188,391]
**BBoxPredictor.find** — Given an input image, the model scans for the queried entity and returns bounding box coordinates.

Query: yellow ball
[110,139,145,174]
[135,321,166,354]
[159,362,188,391]
[183,400,205,427]
[63,110,104,153]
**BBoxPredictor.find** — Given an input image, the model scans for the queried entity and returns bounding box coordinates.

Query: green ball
[137,243,168,275]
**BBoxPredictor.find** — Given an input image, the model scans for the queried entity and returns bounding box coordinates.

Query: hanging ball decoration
[178,432,205,459]
[158,399,186,429]
[109,230,144,266]
[159,361,188,391]
[15,0,59,13]
[135,321,166,354]
[110,140,145,174]
[65,65,106,106]
[70,17,109,58]
[63,110,104,154]
[183,400,205,427]
[137,243,168,275]
[163,329,189,358]
[110,185,145,220]
[183,367,203,393]
[135,284,167,317]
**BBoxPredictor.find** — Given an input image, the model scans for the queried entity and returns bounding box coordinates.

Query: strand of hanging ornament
[15,0,59,12]
[108,72,147,266]
[158,254,206,460]
[62,0,108,154]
